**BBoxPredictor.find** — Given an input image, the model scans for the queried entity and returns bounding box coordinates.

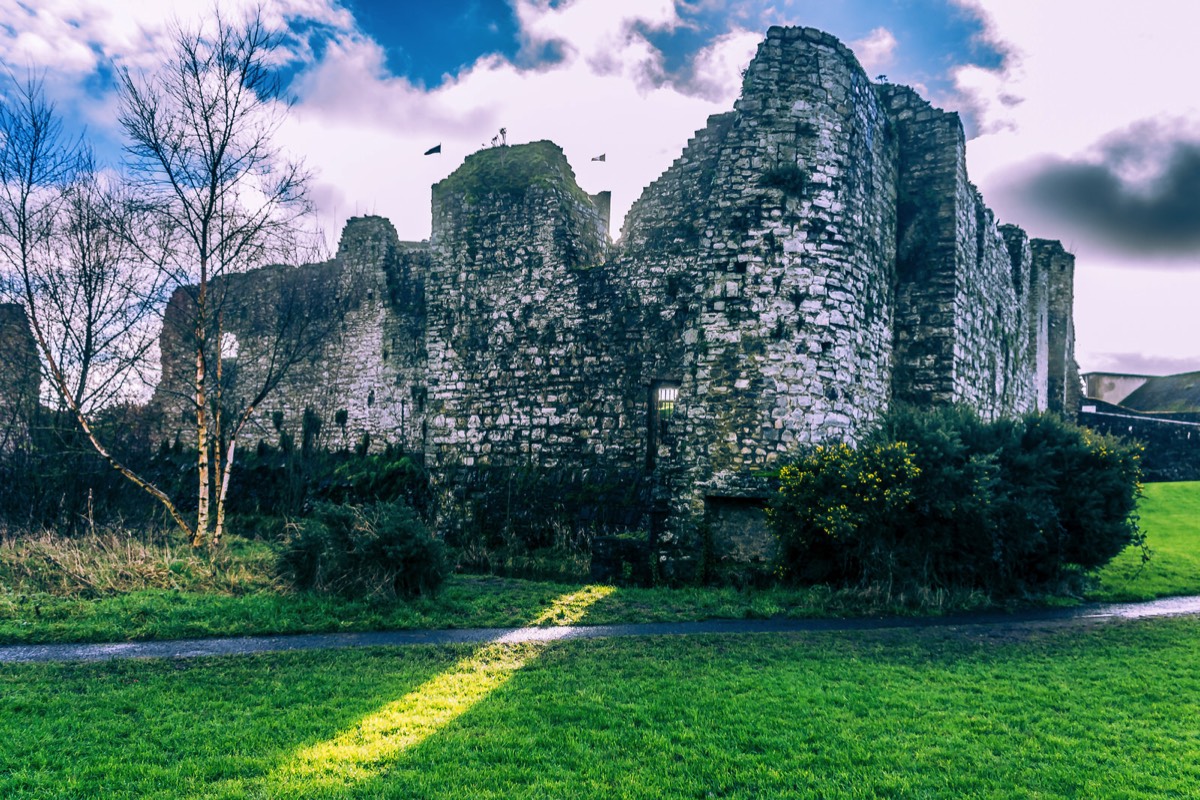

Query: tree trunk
[212,437,237,547]
[22,288,196,539]
[193,321,210,548]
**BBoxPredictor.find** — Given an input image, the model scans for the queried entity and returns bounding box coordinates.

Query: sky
[4,0,1200,377]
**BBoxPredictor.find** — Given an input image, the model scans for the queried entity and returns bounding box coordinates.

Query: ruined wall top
[432,140,593,208]
[762,24,863,63]
[430,139,609,272]
[336,215,406,263]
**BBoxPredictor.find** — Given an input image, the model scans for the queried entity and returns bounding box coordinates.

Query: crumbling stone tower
[1032,239,1081,415]
[618,29,899,493]
[148,25,1079,572]
[424,141,626,470]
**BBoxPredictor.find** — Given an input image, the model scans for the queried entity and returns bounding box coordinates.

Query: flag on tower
[591,153,606,162]
[424,144,442,155]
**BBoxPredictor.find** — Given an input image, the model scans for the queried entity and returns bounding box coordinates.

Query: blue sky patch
[344,0,521,86]
[343,0,1007,102]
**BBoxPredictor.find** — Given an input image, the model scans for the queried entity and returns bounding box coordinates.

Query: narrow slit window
[647,381,681,470]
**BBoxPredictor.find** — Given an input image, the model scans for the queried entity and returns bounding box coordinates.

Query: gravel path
[3,594,1200,665]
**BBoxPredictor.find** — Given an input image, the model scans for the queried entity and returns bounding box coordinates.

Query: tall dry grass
[0,528,279,596]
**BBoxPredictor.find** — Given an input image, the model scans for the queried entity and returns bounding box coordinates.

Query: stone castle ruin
[128,26,1081,570]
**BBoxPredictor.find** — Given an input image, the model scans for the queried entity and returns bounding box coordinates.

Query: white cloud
[19,0,1185,374]
[514,0,680,63]
[955,0,1200,376]
[952,0,1200,373]
[277,1,755,244]
[682,27,763,100]
[0,0,756,245]
[960,1,1200,183]
[849,27,896,75]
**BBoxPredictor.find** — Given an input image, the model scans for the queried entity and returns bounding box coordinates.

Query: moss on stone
[759,164,808,198]
[434,140,592,207]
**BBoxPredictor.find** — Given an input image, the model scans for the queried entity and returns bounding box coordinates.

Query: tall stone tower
[1033,239,1080,416]
[424,141,625,469]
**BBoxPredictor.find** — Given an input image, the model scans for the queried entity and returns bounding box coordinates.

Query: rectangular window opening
[647,381,681,471]
[656,385,678,421]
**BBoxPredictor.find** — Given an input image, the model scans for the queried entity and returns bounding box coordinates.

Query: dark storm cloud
[1008,120,1200,256]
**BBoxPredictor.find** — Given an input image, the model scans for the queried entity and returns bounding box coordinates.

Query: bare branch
[117,5,313,547]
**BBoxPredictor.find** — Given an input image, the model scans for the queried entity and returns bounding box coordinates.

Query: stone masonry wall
[151,217,429,453]
[0,303,39,452]
[953,187,1036,417]
[620,27,899,481]
[880,85,1037,418]
[881,85,961,407]
[615,26,900,566]
[1002,223,1049,411]
[1034,239,1080,416]
[147,24,1080,571]
[424,141,640,471]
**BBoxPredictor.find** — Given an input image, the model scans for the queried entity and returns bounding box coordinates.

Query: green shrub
[771,441,920,586]
[770,407,1144,596]
[278,500,447,598]
[321,452,429,509]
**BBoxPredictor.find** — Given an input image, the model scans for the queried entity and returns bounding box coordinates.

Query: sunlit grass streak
[271,585,614,792]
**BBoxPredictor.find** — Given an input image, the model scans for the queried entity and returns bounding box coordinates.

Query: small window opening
[656,385,678,427]
[647,381,681,470]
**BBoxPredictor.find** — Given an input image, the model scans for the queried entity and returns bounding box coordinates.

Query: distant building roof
[1081,371,1154,380]
[1121,371,1200,414]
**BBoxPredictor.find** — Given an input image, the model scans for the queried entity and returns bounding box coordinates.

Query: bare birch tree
[0,75,194,534]
[45,154,167,414]
[118,8,312,547]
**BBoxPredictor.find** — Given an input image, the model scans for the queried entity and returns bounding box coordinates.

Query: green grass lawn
[3,486,1199,798]
[2,616,1200,798]
[1090,480,1200,601]
[0,574,980,645]
[1,481,1197,646]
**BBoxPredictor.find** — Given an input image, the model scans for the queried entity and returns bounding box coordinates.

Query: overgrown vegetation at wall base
[278,501,447,598]
[771,406,1144,596]
[0,483,1192,645]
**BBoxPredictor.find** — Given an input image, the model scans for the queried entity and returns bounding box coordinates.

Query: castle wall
[313,219,428,453]
[611,26,901,571]
[953,189,1036,417]
[619,27,899,486]
[424,141,639,470]
[1035,239,1079,416]
[882,86,961,407]
[151,217,428,453]
[0,303,39,452]
[145,24,1081,572]
[1001,224,1049,411]
[881,85,1036,418]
